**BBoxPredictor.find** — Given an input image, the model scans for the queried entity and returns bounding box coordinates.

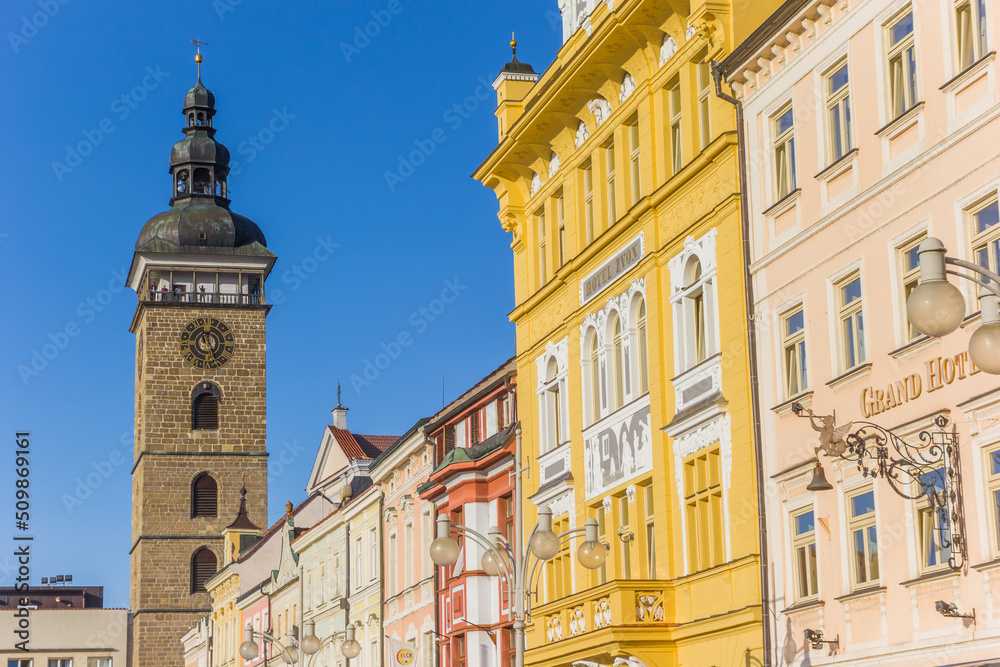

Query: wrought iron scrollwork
[792,404,968,573]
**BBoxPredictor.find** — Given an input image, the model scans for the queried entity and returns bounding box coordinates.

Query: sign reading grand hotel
[860,351,981,418]
[580,233,643,305]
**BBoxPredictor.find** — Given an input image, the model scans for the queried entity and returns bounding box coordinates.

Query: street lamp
[240,618,361,665]
[430,507,606,667]
[907,237,1000,371]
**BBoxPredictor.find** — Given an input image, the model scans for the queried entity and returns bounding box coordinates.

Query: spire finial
[337,381,342,408]
[191,39,209,81]
[511,32,517,59]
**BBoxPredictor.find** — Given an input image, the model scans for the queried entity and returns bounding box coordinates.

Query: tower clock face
[179,317,235,369]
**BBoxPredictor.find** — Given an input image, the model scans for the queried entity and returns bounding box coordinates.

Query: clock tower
[126,56,274,667]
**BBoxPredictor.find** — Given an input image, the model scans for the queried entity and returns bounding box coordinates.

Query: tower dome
[134,69,268,255]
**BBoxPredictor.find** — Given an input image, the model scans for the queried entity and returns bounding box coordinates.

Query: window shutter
[444,425,455,454]
[192,474,218,518]
[191,548,217,593]
[192,392,219,430]
[470,412,480,445]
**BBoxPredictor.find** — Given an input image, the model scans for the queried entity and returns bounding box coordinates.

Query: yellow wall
[475,0,781,665]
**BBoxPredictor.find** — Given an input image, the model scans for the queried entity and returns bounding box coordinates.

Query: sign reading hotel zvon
[580,233,643,305]
[860,351,981,418]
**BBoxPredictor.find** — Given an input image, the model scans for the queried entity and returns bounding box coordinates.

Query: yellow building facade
[474,1,780,665]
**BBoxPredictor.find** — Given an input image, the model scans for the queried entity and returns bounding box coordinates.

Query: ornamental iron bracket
[791,403,968,573]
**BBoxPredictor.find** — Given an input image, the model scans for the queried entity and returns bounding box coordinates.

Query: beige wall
[0,609,128,666]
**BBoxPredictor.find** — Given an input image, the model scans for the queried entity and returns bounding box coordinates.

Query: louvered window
[192,392,219,430]
[191,548,217,593]
[469,412,480,446]
[191,474,218,518]
[444,425,455,455]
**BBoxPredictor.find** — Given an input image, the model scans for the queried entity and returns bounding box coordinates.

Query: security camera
[935,600,958,615]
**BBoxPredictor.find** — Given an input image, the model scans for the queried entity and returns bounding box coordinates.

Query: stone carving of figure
[576,120,590,148]
[549,151,561,177]
[620,73,636,103]
[660,35,677,66]
[587,98,612,126]
[620,425,634,475]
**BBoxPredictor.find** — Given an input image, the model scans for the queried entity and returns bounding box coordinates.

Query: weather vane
[191,39,209,79]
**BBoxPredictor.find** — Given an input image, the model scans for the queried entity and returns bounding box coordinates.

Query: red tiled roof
[326,426,398,459]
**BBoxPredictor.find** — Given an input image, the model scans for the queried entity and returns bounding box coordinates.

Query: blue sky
[0,0,561,608]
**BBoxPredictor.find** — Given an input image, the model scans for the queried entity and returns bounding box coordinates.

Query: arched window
[191,547,217,593]
[193,168,211,195]
[634,296,649,395]
[188,112,195,126]
[196,112,205,126]
[611,313,625,410]
[176,169,189,194]
[676,256,711,370]
[539,357,566,452]
[191,473,218,518]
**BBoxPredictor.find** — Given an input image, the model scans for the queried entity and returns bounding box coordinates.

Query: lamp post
[429,507,606,667]
[906,236,1000,372]
[240,618,361,666]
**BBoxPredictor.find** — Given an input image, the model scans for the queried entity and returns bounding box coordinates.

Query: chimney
[332,382,348,430]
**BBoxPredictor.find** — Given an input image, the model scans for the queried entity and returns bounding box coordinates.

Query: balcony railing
[140,291,265,306]
[534,581,671,644]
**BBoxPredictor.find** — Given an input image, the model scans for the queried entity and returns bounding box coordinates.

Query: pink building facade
[723,0,1000,665]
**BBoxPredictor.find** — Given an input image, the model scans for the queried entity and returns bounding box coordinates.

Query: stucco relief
[659,35,677,66]
[587,98,613,127]
[619,73,636,103]
[549,151,561,177]
[547,489,575,518]
[658,179,724,238]
[576,120,591,148]
[531,172,542,196]
[583,396,652,499]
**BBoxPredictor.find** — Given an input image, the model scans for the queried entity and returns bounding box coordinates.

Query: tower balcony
[138,268,266,306]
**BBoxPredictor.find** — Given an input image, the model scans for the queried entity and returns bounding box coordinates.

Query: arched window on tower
[196,112,205,126]
[191,473,218,518]
[191,547,217,593]
[188,112,195,127]
[176,169,189,195]
[191,382,221,430]
[193,168,211,195]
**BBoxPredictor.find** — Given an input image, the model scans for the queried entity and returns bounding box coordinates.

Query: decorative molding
[668,230,718,296]
[535,337,569,388]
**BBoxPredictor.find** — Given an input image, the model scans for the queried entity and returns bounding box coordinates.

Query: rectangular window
[987,449,1000,554]
[87,659,112,667]
[537,208,547,286]
[388,534,397,594]
[792,508,818,600]
[629,120,641,204]
[916,468,952,571]
[618,495,632,579]
[333,553,341,597]
[698,60,712,149]
[971,198,1000,275]
[457,636,466,667]
[605,140,617,224]
[773,106,796,200]
[685,447,723,572]
[557,194,566,267]
[669,83,683,174]
[355,537,364,589]
[370,527,378,581]
[837,273,866,371]
[956,0,988,70]
[782,307,807,397]
[405,522,414,586]
[583,162,594,242]
[596,507,608,585]
[848,489,879,587]
[644,484,656,578]
[900,235,926,342]
[10,662,33,667]
[826,63,852,163]
[888,10,918,118]
[48,660,72,667]
[319,562,326,601]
